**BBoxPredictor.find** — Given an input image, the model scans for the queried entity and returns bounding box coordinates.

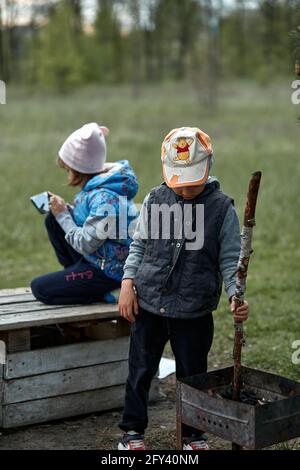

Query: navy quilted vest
[134,181,233,318]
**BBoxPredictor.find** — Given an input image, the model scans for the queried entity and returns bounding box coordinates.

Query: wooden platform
[0,288,120,331]
[0,288,159,429]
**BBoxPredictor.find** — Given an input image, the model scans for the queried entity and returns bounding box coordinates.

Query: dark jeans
[119,307,214,438]
[31,212,120,305]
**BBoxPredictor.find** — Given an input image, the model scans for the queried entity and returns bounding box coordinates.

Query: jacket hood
[83,160,138,199]
[205,175,220,188]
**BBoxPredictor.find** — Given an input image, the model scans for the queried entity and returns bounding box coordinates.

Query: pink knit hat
[58,123,109,174]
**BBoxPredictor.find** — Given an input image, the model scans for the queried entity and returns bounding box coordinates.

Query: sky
[0,0,96,25]
[0,0,125,26]
[0,0,259,27]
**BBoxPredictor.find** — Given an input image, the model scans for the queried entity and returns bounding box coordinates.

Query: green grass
[0,79,299,394]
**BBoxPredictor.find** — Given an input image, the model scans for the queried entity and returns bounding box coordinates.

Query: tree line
[0,0,298,91]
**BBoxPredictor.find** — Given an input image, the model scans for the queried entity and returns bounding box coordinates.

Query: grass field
[0,79,299,392]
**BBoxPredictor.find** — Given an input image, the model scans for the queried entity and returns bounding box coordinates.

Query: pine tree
[0,5,4,79]
[94,0,124,83]
[153,0,200,81]
[291,26,300,75]
[70,0,82,34]
[35,0,85,91]
[128,0,142,94]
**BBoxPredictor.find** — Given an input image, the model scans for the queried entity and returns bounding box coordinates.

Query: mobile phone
[30,191,50,214]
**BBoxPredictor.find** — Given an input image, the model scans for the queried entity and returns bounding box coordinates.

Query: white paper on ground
[158,357,176,379]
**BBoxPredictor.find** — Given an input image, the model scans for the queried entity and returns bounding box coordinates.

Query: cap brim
[163,156,210,188]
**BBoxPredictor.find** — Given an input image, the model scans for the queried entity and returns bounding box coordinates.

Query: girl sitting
[31,123,138,305]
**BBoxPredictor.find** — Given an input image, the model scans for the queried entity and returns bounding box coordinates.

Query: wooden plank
[5,336,130,379]
[0,339,5,365]
[0,341,6,426]
[2,381,161,429]
[0,304,119,331]
[0,329,31,353]
[0,294,36,306]
[0,301,120,316]
[0,301,87,315]
[2,384,126,428]
[0,288,32,297]
[0,365,3,427]
[3,360,129,404]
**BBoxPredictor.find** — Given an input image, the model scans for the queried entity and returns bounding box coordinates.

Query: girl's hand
[230,298,249,322]
[119,279,139,323]
[49,194,67,216]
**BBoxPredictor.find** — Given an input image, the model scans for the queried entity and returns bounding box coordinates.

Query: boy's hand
[119,279,139,323]
[230,298,249,322]
[49,194,67,216]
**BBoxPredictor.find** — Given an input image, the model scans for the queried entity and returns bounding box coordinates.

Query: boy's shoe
[118,431,146,450]
[183,436,209,450]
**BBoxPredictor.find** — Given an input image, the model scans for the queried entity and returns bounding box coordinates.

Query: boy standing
[118,127,248,450]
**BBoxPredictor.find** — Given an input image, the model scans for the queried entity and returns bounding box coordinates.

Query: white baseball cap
[58,123,109,174]
[161,127,213,188]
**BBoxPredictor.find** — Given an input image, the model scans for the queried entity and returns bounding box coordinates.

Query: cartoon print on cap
[172,137,194,164]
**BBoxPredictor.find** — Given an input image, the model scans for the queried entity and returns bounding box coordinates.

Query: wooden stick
[231,171,261,451]
[232,171,262,401]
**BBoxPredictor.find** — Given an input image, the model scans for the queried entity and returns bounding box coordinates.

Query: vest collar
[160,180,220,204]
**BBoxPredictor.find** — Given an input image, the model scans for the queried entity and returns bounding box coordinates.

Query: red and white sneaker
[118,431,146,450]
[183,436,209,450]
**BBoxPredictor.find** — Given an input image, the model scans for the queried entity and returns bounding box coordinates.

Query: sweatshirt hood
[205,175,220,187]
[83,160,138,199]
